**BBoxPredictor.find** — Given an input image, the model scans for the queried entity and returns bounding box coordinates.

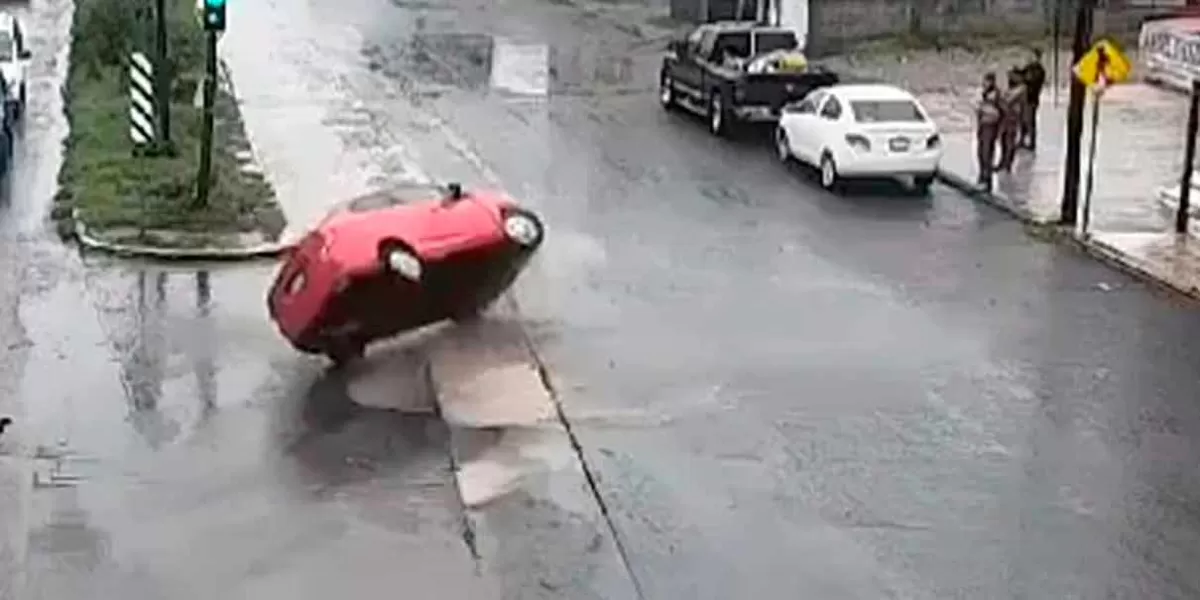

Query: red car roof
[316,185,513,264]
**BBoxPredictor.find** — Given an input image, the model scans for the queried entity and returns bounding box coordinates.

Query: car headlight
[385,249,422,281]
[503,213,541,246]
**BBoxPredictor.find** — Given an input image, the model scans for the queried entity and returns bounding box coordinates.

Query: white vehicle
[0,13,30,119]
[774,83,942,194]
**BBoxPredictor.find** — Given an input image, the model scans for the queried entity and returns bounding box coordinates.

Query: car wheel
[659,73,675,109]
[774,128,791,163]
[819,153,840,191]
[912,174,934,195]
[708,91,726,137]
[326,337,365,367]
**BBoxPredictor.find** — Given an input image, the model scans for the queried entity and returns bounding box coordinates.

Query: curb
[72,211,290,262]
[1070,233,1200,302]
[934,167,1043,224]
[936,171,1200,303]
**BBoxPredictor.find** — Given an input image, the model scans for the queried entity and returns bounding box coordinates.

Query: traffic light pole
[195,30,217,209]
[153,0,171,151]
[1060,0,1096,226]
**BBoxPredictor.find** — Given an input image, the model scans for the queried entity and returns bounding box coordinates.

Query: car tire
[708,91,728,137]
[819,152,840,192]
[450,306,484,323]
[912,174,934,195]
[326,337,365,367]
[774,128,791,163]
[659,73,675,110]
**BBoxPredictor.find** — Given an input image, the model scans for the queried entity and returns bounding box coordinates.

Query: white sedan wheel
[775,129,790,162]
[819,154,838,190]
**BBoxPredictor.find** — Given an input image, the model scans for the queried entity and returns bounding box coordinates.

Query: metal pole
[1177,79,1200,234]
[1080,91,1101,237]
[1059,0,1095,226]
[1051,0,1061,106]
[195,30,217,209]
[154,0,171,148]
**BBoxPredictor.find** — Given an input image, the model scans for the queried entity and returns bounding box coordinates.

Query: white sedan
[774,84,943,193]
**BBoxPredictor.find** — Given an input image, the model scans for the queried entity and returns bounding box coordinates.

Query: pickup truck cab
[0,13,30,120]
[659,21,838,137]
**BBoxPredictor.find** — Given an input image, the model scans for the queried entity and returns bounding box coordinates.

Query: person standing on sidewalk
[1019,48,1046,150]
[975,72,1002,191]
[996,68,1027,173]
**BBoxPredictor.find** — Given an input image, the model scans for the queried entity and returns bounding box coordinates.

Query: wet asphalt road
[4,0,1200,597]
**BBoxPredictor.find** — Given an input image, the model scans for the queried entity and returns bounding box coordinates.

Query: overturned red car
[267,182,545,365]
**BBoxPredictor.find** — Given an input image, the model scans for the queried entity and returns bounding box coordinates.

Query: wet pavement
[5,0,1200,598]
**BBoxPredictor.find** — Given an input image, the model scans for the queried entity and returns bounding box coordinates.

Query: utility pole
[195,30,216,208]
[1059,0,1095,226]
[195,0,226,209]
[153,0,172,152]
[1177,80,1200,235]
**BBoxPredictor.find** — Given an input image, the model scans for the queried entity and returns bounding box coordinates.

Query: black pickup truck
[659,22,839,136]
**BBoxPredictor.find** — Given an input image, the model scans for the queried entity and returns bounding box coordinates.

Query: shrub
[57,0,280,240]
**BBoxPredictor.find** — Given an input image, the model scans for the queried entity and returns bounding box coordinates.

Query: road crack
[504,294,648,600]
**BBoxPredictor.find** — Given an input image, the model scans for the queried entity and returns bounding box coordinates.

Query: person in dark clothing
[996,68,1027,173]
[1019,48,1047,150]
[975,72,1002,190]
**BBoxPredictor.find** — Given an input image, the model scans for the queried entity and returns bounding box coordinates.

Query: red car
[267,182,545,365]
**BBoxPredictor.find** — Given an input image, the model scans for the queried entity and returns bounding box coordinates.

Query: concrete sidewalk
[930,82,1200,300]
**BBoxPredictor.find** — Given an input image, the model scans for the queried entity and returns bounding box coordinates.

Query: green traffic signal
[203,0,225,31]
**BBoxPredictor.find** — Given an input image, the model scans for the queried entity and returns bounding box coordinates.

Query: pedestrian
[975,72,1002,190]
[996,67,1027,173]
[1019,48,1046,150]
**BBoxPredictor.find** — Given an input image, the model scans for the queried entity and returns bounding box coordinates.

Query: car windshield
[0,33,13,62]
[342,185,442,213]
[755,31,797,54]
[850,100,926,123]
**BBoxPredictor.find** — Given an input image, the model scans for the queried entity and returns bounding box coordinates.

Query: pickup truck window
[755,31,798,54]
[712,32,751,62]
[686,29,704,54]
[697,30,718,60]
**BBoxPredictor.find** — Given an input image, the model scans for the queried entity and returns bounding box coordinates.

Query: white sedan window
[819,96,843,120]
[850,100,926,123]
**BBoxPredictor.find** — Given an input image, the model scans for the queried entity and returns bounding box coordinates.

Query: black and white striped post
[128,51,157,152]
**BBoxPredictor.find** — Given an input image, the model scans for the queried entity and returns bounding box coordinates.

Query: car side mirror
[17,49,30,60]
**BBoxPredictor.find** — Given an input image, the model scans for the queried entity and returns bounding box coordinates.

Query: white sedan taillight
[845,134,871,152]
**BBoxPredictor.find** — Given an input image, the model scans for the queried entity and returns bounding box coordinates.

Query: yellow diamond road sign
[1073,39,1132,90]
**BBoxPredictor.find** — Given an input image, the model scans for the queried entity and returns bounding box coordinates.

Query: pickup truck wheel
[819,153,840,192]
[708,92,726,136]
[659,73,675,109]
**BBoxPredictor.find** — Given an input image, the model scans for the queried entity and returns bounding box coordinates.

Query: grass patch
[56,0,284,244]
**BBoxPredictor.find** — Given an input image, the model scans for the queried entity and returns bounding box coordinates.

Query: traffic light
[203,0,225,31]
